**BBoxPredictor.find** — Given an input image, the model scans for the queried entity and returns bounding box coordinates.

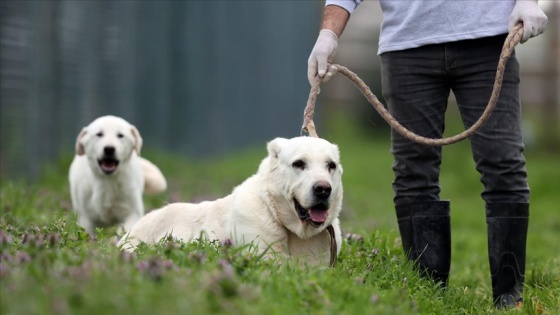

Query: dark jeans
[380,35,530,207]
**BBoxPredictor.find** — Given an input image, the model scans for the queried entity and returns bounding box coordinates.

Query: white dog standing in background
[69,115,167,235]
[119,136,343,266]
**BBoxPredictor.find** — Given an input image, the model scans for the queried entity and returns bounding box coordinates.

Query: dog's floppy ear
[331,143,343,174]
[267,137,288,159]
[75,128,88,156]
[266,138,288,171]
[131,125,143,154]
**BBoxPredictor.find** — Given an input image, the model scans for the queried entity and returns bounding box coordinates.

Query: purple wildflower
[14,251,31,264]
[0,230,12,245]
[222,239,234,248]
[0,263,9,277]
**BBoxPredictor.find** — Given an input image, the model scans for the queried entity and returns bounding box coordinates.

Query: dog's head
[263,137,343,239]
[75,115,143,175]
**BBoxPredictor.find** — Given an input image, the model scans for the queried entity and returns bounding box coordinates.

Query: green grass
[1,112,559,314]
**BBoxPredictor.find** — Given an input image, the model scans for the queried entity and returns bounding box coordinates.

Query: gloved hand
[307,29,338,86]
[509,0,548,43]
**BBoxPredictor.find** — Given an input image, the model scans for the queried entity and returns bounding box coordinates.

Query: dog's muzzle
[294,198,329,228]
[98,146,119,174]
[98,157,119,174]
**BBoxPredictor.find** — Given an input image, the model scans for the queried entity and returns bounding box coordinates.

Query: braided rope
[302,24,524,145]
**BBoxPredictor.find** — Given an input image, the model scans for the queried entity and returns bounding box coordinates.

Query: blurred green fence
[0,1,321,179]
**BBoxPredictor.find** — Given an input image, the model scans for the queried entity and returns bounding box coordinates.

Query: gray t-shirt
[325,0,515,54]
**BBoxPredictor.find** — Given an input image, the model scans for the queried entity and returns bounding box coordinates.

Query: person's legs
[381,45,452,206]
[381,45,452,286]
[450,35,529,205]
[450,35,530,308]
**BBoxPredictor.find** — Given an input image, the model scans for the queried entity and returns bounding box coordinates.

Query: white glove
[307,29,338,86]
[509,0,548,43]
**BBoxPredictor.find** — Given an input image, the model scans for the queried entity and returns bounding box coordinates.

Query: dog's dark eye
[96,132,103,137]
[117,133,124,139]
[292,160,306,170]
[327,161,337,171]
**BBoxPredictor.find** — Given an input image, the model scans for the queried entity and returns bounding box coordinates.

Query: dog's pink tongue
[101,160,117,172]
[309,209,328,223]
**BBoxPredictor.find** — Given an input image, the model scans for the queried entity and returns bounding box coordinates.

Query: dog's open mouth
[98,158,119,174]
[294,198,329,228]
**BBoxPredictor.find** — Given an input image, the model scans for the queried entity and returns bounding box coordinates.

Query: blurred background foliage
[0,0,321,179]
[0,0,558,180]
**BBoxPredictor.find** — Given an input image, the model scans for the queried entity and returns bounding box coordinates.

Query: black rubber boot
[396,200,451,287]
[486,203,529,308]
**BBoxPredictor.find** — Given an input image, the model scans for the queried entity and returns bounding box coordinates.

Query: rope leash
[302,24,524,145]
[326,225,337,267]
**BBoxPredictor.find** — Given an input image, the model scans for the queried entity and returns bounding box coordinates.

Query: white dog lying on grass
[119,136,343,266]
[69,115,167,235]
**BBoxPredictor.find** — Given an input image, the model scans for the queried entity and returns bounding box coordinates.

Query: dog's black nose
[313,181,332,199]
[104,146,115,156]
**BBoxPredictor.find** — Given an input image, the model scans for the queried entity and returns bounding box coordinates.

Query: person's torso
[378,0,515,54]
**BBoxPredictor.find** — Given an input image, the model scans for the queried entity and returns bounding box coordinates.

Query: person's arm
[509,0,548,43]
[322,5,351,38]
[307,5,353,85]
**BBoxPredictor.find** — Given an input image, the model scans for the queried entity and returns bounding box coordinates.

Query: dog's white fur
[69,115,167,235]
[119,136,343,266]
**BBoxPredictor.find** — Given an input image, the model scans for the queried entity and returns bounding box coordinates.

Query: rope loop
[302,23,524,145]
